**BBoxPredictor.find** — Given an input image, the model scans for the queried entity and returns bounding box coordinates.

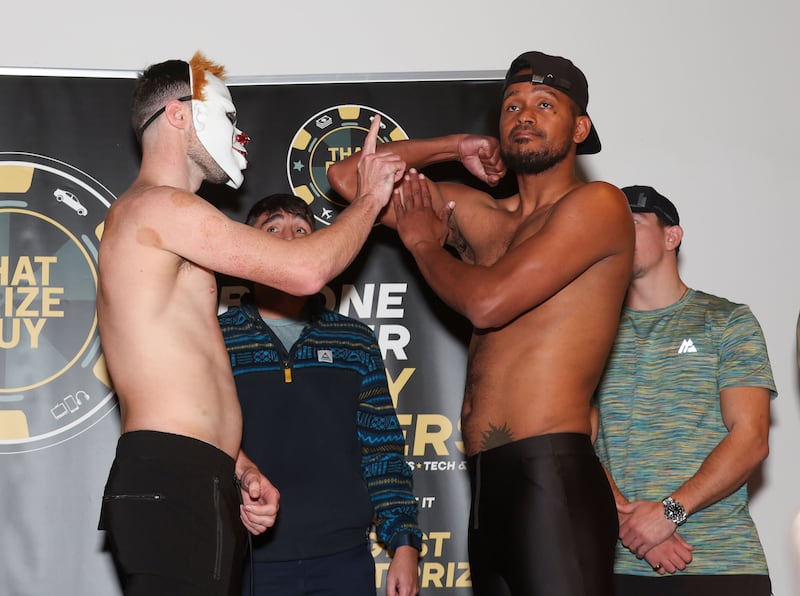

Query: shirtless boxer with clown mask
[97,52,406,596]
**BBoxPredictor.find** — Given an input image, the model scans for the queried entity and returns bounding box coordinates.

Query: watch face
[663,497,687,525]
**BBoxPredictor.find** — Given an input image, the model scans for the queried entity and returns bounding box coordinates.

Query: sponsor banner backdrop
[1,72,506,595]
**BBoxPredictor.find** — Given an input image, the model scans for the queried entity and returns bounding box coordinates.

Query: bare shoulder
[113,185,208,217]
[109,185,227,235]
[567,180,627,208]
[556,181,632,227]
[103,185,235,264]
[532,181,633,262]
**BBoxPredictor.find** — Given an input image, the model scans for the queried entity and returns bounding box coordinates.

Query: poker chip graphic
[0,153,116,453]
[287,104,408,226]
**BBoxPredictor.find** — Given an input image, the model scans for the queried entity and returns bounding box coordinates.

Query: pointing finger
[362,114,381,155]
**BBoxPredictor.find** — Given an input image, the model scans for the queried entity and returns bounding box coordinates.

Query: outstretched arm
[328,134,506,228]
[148,115,406,296]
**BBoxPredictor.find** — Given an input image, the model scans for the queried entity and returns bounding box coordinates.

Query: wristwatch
[662,496,687,526]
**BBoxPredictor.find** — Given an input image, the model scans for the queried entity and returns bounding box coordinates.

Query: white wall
[4,0,798,593]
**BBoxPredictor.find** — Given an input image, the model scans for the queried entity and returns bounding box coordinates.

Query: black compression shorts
[467,432,617,596]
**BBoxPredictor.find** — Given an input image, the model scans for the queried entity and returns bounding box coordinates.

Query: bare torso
[447,185,632,456]
[96,186,242,458]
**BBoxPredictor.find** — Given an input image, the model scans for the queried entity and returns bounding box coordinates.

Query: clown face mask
[191,72,249,189]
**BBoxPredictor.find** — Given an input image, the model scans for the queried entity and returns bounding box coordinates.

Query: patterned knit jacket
[219,298,421,561]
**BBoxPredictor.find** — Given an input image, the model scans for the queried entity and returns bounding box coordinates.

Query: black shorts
[99,431,247,596]
[467,432,617,596]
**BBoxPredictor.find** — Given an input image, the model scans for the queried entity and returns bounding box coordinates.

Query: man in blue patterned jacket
[218,193,421,596]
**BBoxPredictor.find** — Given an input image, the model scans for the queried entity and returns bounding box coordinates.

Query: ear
[665,224,684,251]
[164,98,191,130]
[573,114,591,145]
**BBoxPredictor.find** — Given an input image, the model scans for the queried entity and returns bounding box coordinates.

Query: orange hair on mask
[189,52,227,100]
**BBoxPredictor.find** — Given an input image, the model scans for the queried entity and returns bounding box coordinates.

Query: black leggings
[99,431,247,596]
[467,433,617,596]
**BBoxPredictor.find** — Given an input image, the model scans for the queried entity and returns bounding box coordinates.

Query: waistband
[115,430,236,476]
[468,432,592,465]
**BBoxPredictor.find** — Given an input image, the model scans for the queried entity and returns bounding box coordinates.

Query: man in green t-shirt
[593,185,776,596]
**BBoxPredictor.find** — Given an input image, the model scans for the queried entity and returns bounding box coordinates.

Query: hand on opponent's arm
[235,450,280,535]
[327,133,503,229]
[392,170,453,252]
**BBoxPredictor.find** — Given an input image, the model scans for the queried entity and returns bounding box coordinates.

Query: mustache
[509,123,545,140]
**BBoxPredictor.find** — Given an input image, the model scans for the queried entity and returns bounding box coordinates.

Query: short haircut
[131,59,191,143]
[245,193,315,230]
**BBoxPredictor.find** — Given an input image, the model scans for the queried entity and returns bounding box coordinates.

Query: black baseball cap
[503,51,601,155]
[622,185,680,226]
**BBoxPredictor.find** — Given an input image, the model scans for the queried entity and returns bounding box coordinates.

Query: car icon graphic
[53,188,88,216]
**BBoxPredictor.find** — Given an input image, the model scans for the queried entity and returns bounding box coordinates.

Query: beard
[500,133,572,175]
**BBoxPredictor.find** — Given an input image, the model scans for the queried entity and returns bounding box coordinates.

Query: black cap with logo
[504,51,601,155]
[622,185,680,226]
